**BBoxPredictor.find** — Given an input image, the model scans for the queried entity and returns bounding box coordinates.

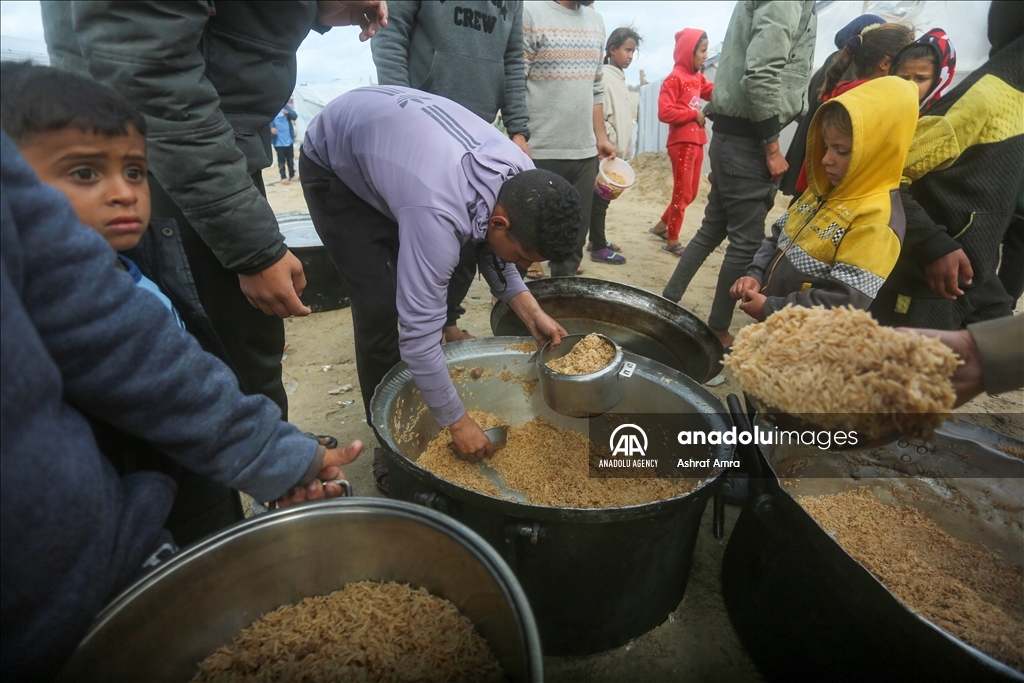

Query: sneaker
[590,247,626,264]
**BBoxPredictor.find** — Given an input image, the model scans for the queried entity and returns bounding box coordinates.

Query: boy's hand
[511,134,531,158]
[739,290,767,321]
[765,141,788,182]
[274,440,363,508]
[696,110,706,127]
[270,127,278,135]
[450,413,494,462]
[925,248,973,299]
[238,250,312,318]
[730,276,761,300]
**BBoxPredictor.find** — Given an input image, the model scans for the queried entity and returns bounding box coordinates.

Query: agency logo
[609,423,648,457]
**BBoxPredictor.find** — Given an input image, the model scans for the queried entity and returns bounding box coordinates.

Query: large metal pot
[721,397,1024,682]
[370,337,732,655]
[59,499,542,682]
[490,277,723,383]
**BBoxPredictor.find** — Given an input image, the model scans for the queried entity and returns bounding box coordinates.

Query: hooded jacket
[747,77,920,315]
[903,28,957,113]
[658,29,714,147]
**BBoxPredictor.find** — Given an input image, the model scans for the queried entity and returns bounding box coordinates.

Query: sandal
[661,243,685,257]
[649,226,669,240]
[590,247,626,264]
[586,242,622,253]
[525,269,546,280]
[373,447,389,495]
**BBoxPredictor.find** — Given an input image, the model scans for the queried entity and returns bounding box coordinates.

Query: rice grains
[191,581,503,683]
[417,411,690,508]
[545,334,616,375]
[723,306,959,439]
[800,489,1023,672]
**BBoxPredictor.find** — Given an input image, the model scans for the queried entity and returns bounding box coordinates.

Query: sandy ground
[259,154,1022,681]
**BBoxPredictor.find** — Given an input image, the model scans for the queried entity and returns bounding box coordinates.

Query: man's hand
[739,290,767,321]
[730,276,761,300]
[316,1,388,41]
[597,138,616,160]
[765,140,788,183]
[925,248,973,300]
[238,250,312,318]
[449,413,493,462]
[696,110,707,127]
[274,440,363,507]
[511,134,531,158]
[508,292,567,347]
[901,328,980,407]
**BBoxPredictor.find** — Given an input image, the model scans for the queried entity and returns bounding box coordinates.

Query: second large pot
[370,337,732,655]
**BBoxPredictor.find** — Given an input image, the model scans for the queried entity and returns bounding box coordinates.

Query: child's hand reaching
[738,289,767,322]
[730,276,761,300]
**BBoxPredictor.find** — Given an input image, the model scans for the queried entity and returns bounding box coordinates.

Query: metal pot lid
[490,277,723,383]
[276,211,323,249]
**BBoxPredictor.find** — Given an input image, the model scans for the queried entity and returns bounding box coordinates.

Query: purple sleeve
[394,207,466,426]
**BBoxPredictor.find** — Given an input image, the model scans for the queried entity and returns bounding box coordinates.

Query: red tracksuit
[658,28,713,242]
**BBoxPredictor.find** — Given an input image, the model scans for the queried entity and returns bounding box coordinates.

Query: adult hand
[238,250,312,318]
[696,110,707,128]
[739,290,767,321]
[925,248,973,299]
[597,138,616,160]
[316,1,388,41]
[730,276,761,300]
[274,439,363,507]
[511,134,531,158]
[901,328,980,407]
[765,141,788,183]
[449,413,493,462]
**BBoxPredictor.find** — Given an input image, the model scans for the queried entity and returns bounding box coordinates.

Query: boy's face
[821,123,853,187]
[895,57,938,103]
[19,125,150,251]
[486,206,545,270]
[693,38,709,72]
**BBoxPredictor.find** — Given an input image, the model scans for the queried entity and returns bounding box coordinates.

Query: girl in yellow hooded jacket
[730,76,920,321]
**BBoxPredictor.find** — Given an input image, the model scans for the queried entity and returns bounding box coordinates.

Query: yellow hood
[805,76,920,200]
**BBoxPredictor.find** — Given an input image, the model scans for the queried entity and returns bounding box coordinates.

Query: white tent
[636,0,994,161]
[291,77,371,143]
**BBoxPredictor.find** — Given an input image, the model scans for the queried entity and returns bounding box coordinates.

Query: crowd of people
[1,0,1021,679]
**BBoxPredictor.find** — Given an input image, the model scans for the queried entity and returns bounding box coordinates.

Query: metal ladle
[483,425,509,451]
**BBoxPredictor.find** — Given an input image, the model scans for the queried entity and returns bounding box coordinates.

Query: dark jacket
[871,35,1024,320]
[0,132,320,680]
[41,1,323,274]
[370,0,529,138]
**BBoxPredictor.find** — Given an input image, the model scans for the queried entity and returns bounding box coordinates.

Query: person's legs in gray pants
[535,157,598,277]
[662,133,777,337]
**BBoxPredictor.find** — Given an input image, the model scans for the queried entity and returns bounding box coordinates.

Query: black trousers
[149,175,288,415]
[589,193,611,251]
[535,157,599,276]
[276,145,295,180]
[300,151,402,426]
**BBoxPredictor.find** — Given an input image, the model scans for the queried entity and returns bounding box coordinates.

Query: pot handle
[619,361,636,379]
[502,521,546,573]
[727,394,777,523]
[414,491,455,516]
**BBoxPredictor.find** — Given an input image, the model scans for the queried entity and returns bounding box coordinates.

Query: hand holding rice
[722,306,960,439]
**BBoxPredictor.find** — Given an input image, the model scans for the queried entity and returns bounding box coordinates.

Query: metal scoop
[483,425,509,451]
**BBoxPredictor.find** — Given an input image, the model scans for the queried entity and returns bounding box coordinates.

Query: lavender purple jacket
[303,86,532,425]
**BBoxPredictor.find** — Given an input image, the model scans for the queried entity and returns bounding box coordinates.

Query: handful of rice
[722,306,959,439]
[545,333,616,375]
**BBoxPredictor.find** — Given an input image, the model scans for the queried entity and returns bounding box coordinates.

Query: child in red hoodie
[649,29,713,256]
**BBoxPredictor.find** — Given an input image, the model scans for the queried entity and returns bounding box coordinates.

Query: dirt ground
[260,154,1022,682]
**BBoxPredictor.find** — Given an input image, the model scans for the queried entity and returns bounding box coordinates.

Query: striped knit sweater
[523,1,605,160]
